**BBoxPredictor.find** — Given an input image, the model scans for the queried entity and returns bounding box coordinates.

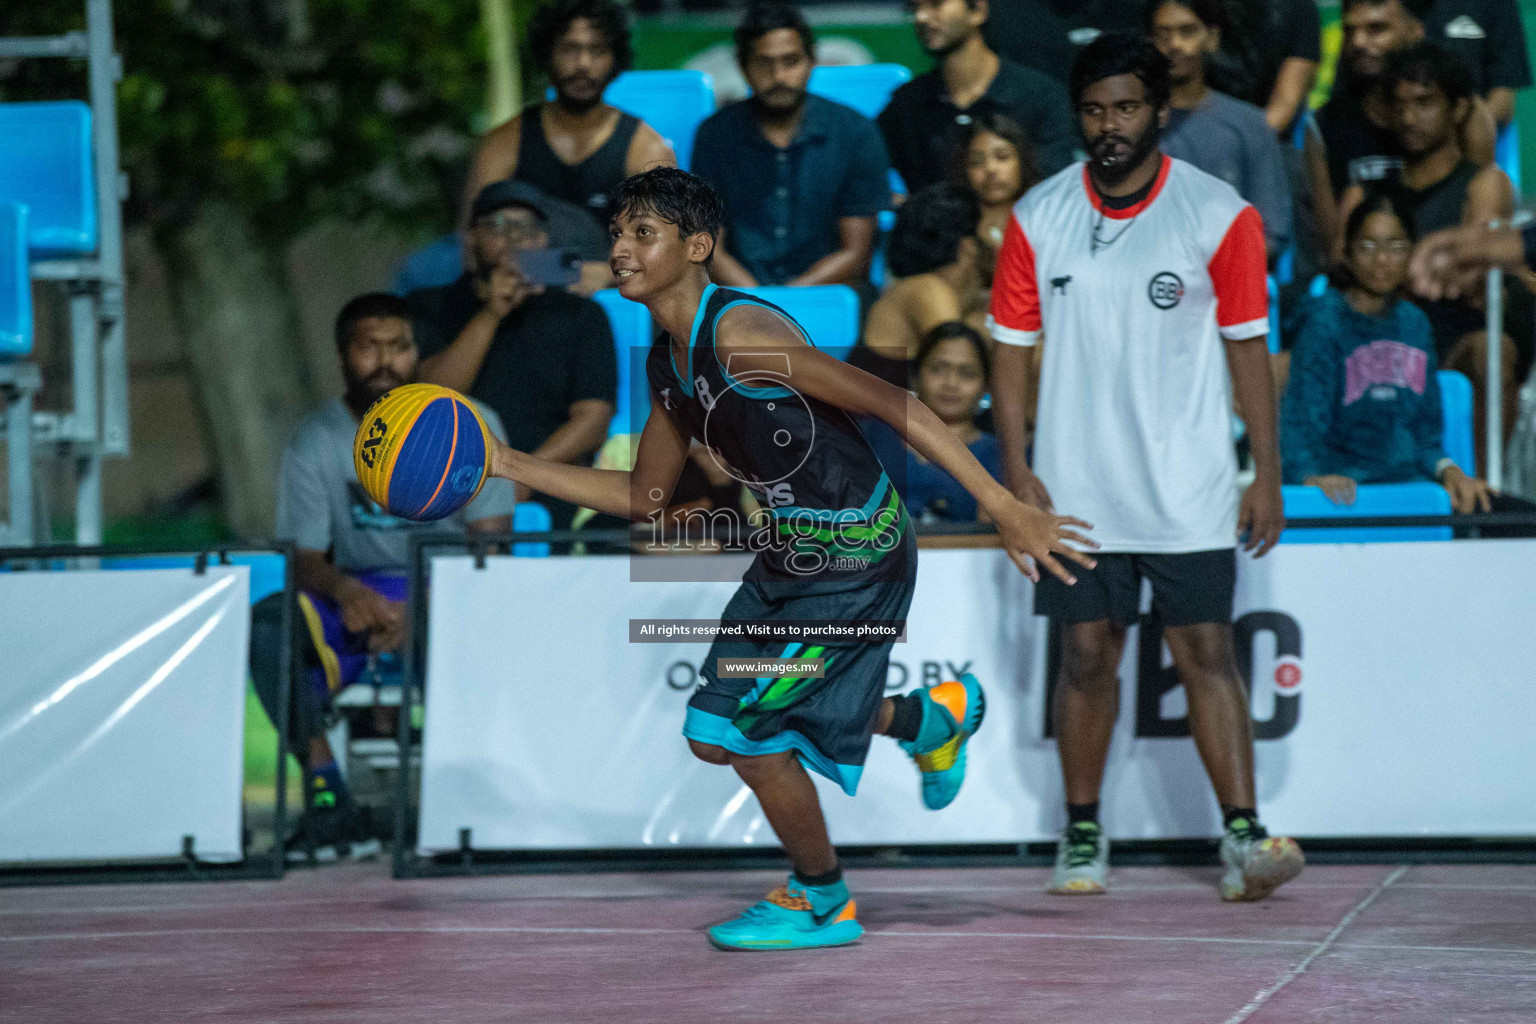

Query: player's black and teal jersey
[645,284,912,582]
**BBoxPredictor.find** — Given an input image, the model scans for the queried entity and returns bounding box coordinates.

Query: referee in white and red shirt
[989,33,1304,903]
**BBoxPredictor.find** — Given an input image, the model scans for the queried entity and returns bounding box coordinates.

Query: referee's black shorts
[1034,548,1235,627]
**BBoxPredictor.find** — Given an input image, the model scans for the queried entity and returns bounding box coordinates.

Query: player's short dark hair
[1385,41,1476,105]
[527,0,633,76]
[611,167,725,265]
[948,110,1039,200]
[1341,0,1433,20]
[886,183,981,279]
[1069,31,1172,111]
[735,3,815,67]
[335,293,414,352]
[916,320,992,384]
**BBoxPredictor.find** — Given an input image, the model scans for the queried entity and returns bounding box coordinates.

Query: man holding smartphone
[407,181,618,528]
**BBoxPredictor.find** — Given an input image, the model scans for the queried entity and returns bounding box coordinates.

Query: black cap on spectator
[470,181,548,224]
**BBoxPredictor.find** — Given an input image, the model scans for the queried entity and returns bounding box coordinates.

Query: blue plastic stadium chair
[601,70,716,172]
[807,63,912,121]
[1437,369,1474,475]
[392,233,463,295]
[1281,481,1452,543]
[0,101,97,258]
[592,287,654,436]
[513,500,553,558]
[0,202,30,358]
[743,285,861,361]
[1495,121,1521,192]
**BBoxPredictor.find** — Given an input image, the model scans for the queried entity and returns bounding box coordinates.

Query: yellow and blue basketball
[353,383,494,522]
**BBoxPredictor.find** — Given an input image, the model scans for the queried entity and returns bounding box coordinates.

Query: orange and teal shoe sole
[914,673,986,810]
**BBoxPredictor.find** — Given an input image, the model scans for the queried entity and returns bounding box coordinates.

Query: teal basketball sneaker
[708,876,863,951]
[898,674,986,810]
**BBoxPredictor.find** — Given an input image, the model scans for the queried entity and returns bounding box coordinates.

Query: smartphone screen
[513,248,582,288]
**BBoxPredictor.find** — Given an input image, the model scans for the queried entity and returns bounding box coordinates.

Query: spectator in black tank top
[1310,0,1502,256]
[461,0,676,296]
[1339,42,1520,471]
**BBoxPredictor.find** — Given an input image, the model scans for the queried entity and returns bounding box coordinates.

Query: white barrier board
[0,567,250,863]
[418,542,1536,853]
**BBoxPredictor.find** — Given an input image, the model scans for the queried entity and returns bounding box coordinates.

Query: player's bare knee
[1060,623,1123,691]
[688,739,731,765]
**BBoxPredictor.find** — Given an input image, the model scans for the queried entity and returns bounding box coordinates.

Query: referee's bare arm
[714,304,1097,585]
[987,216,1053,511]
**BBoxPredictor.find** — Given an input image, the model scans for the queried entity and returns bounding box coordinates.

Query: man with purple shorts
[248,293,514,856]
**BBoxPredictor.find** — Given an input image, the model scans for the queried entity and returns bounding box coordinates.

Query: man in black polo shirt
[406,182,617,529]
[879,0,1076,192]
[692,3,890,288]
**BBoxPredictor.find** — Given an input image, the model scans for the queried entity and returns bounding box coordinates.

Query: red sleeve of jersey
[987,212,1040,347]
[1208,204,1269,341]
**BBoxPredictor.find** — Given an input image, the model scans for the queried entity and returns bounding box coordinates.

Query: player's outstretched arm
[488,402,691,522]
[715,305,1097,584]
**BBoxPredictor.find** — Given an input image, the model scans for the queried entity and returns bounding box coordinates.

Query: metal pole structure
[1486,267,1505,490]
[69,287,102,544]
[3,365,40,547]
[481,0,520,129]
[87,0,129,462]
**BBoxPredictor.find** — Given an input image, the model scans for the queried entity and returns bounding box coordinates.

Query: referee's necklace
[1089,166,1158,256]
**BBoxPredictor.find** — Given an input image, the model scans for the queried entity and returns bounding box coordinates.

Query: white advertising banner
[418,542,1536,854]
[0,567,250,863]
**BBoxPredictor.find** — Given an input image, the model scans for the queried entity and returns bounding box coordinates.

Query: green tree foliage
[1,0,495,239]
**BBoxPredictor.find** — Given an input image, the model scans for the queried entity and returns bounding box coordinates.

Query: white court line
[1220,866,1408,1024]
[6,910,1533,963]
[1,880,1496,919]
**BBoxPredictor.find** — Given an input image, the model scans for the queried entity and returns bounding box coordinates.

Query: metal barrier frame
[0,541,293,886]
[391,516,1536,880]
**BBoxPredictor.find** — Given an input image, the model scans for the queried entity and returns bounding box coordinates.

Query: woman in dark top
[1281,191,1493,513]
[866,322,1004,522]
[950,111,1039,282]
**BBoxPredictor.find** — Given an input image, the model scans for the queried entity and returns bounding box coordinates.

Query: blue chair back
[600,70,716,172]
[1496,121,1521,192]
[742,285,861,361]
[807,64,911,121]
[513,500,553,558]
[0,202,31,358]
[392,233,463,294]
[0,101,97,258]
[1281,481,1452,543]
[592,288,655,436]
[1438,369,1474,474]
[99,552,289,604]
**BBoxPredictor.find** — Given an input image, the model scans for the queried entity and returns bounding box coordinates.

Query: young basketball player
[485,167,1096,951]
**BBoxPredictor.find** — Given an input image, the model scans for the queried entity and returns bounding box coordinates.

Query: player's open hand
[994,498,1097,585]
[1238,474,1285,556]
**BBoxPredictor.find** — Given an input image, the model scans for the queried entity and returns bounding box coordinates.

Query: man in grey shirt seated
[250,292,514,857]
[1150,0,1293,262]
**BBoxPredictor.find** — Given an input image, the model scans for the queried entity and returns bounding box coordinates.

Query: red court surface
[3,862,1533,1023]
